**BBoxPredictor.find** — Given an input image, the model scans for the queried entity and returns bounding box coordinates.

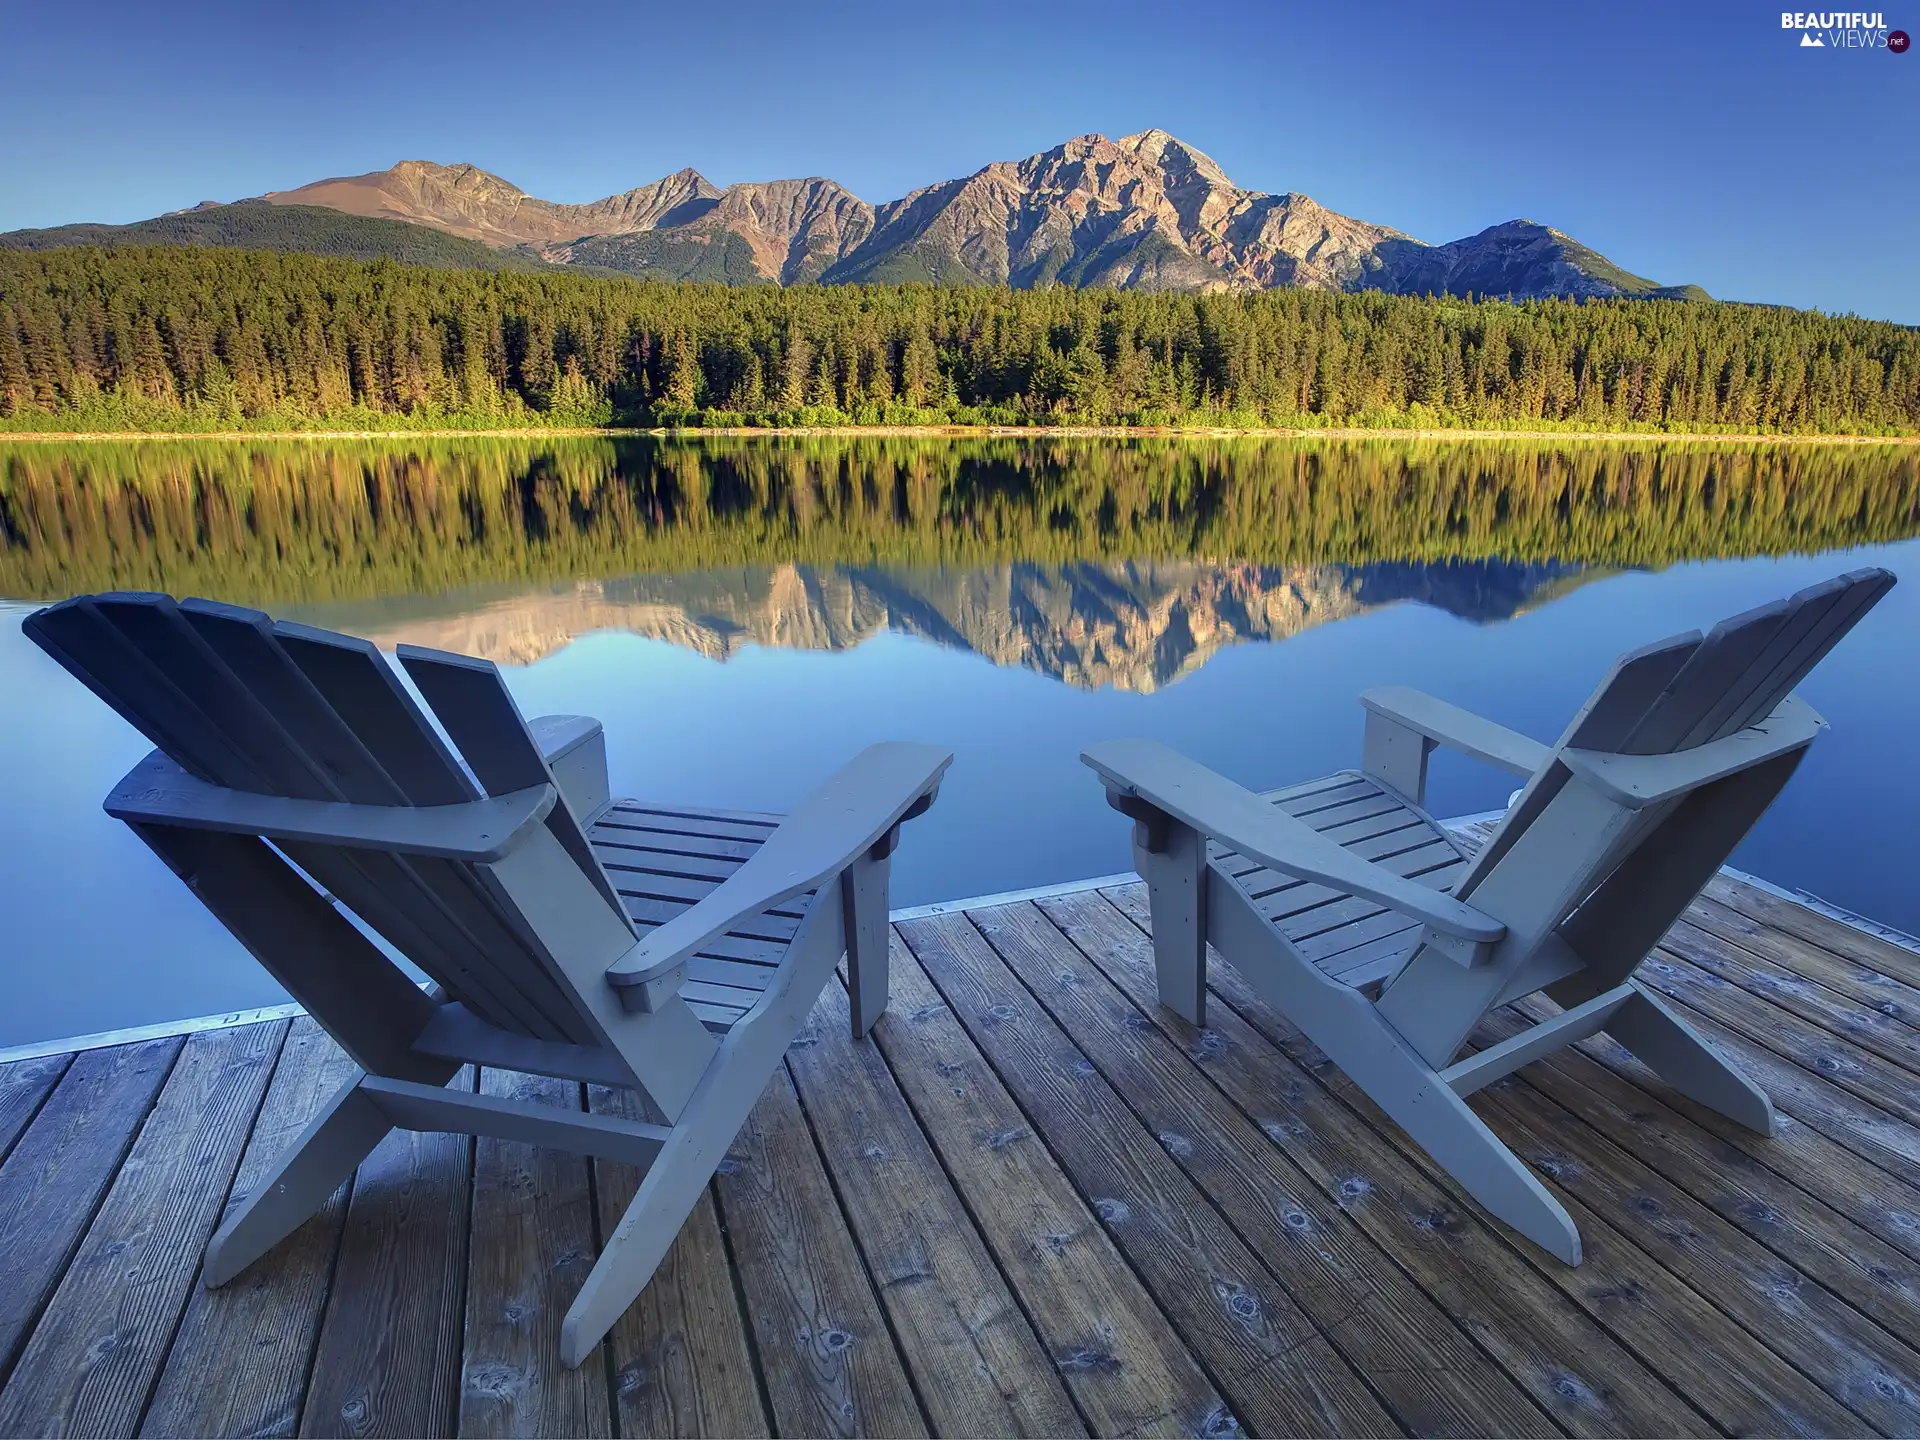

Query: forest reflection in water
[1,434,1914,685]
[0,434,1916,1045]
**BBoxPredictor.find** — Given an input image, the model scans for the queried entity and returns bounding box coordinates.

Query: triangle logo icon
[1800,31,1825,44]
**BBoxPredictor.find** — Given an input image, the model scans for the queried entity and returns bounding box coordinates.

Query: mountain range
[297,558,1592,693]
[1,130,1706,302]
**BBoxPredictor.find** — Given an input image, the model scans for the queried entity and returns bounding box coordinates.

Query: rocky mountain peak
[240,132,1694,299]
[1116,129,1235,190]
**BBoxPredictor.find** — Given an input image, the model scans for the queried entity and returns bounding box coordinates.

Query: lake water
[2,435,1915,1048]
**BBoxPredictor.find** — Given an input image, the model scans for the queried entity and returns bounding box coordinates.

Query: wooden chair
[1083,567,1894,1265]
[24,592,951,1366]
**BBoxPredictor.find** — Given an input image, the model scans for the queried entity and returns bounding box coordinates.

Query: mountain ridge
[5,129,1704,301]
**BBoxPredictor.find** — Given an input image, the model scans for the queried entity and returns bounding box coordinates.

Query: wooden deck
[3,858,1920,1438]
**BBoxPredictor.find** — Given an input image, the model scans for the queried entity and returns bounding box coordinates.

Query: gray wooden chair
[23,592,950,1366]
[1084,567,1894,1265]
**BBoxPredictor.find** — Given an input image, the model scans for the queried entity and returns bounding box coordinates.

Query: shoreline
[1,424,1917,445]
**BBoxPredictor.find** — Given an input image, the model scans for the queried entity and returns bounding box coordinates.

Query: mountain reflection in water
[297,559,1591,691]
[3,433,1912,687]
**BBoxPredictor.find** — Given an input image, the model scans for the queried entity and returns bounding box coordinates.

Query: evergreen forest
[2,246,1917,435]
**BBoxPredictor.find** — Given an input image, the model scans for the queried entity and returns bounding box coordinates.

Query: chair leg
[1389,1077,1585,1265]
[560,1080,762,1368]
[1136,822,1209,1027]
[842,850,893,1038]
[1607,984,1778,1135]
[203,1073,396,1286]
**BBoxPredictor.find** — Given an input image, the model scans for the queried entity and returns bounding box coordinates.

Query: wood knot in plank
[1279,1205,1316,1235]
[1054,1344,1122,1374]
[465,1361,525,1401]
[1550,1372,1600,1406]
[1214,1280,1265,1327]
[1187,1029,1227,1061]
[811,1324,857,1355]
[1194,1402,1243,1436]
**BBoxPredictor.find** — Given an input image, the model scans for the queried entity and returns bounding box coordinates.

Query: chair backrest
[23,592,634,1048]
[1455,566,1894,902]
[1375,567,1895,1063]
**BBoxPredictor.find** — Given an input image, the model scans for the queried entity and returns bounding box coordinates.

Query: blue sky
[2,0,1914,320]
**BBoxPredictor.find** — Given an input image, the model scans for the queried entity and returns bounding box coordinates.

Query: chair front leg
[1113,792,1209,1026]
[842,843,894,1038]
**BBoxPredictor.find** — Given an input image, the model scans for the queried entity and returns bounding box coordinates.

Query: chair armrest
[1561,694,1825,808]
[1360,687,1550,778]
[530,714,611,822]
[605,742,953,998]
[106,750,557,862]
[1083,739,1505,945]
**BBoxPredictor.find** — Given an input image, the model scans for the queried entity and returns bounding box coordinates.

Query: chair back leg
[1605,987,1778,1134]
[202,1070,434,1286]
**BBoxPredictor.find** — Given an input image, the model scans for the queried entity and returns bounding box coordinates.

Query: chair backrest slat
[1457,631,1701,901]
[398,645,632,927]
[90,596,342,800]
[1682,576,1849,746]
[1719,567,1896,738]
[25,595,267,788]
[255,621,600,1044]
[180,600,409,804]
[269,622,479,806]
[1618,598,1794,755]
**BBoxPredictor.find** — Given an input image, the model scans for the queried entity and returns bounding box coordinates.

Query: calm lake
[1,435,1916,1048]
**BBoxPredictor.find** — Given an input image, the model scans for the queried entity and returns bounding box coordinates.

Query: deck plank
[1655,1000,1920,1176]
[458,1070,610,1440]
[1066,887,1715,1439]
[140,1019,359,1440]
[1704,875,1920,989]
[1466,1046,1920,1433]
[0,1040,181,1392]
[1481,1002,1920,1362]
[588,1087,769,1440]
[3,862,1919,1439]
[715,1068,927,1440]
[299,1068,477,1440]
[785,978,1087,1437]
[1685,895,1920,1033]
[974,898,1552,1439]
[895,909,1401,1439]
[0,1054,70,1167]
[1641,949,1920,1126]
[870,932,1233,1439]
[1104,881,1873,1439]
[0,1023,283,1440]
[1660,918,1920,1076]
[1550,1014,1920,1267]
